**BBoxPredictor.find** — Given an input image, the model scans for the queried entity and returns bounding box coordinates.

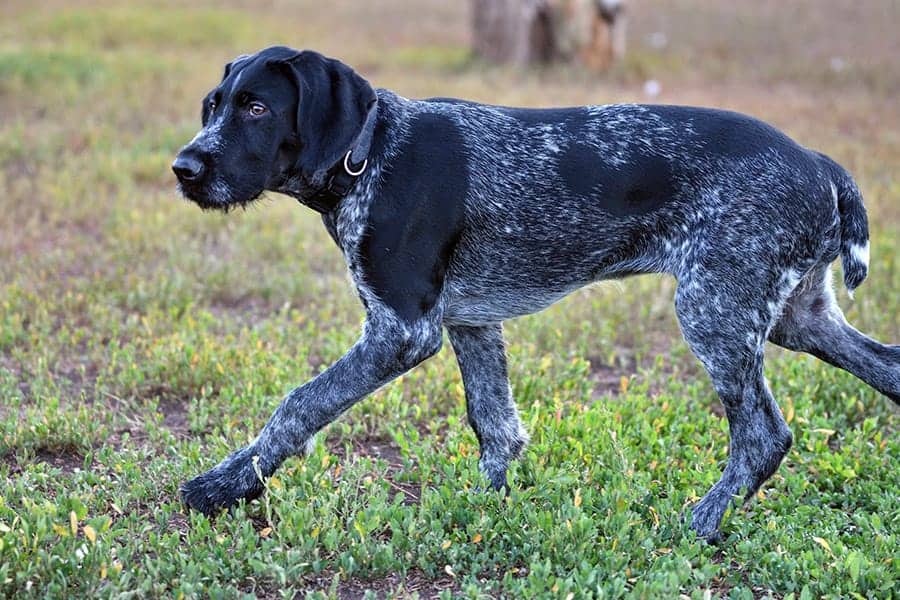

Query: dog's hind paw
[180,448,266,517]
[688,494,728,544]
[471,482,511,497]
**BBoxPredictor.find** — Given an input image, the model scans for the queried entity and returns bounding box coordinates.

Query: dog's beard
[177,177,263,213]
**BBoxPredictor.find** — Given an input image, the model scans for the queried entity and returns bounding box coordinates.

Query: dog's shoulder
[357,99,469,322]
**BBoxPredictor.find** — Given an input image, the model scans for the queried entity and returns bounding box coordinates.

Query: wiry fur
[174,48,896,542]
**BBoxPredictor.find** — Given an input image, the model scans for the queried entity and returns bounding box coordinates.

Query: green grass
[0,1,898,598]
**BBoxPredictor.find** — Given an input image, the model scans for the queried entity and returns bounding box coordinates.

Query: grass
[0,1,897,597]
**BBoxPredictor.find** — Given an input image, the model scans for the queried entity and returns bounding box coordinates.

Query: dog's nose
[172,152,205,182]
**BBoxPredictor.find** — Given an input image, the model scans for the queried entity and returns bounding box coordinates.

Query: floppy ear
[201,90,213,126]
[223,54,251,80]
[272,51,378,186]
[204,55,252,125]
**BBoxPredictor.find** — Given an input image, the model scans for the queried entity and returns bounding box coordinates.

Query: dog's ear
[201,90,213,127]
[270,51,378,186]
[203,55,252,126]
[223,54,251,80]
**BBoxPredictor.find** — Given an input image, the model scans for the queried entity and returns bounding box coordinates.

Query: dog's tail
[819,153,869,295]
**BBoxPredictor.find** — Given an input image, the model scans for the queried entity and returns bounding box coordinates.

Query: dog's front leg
[181,310,443,516]
[447,324,528,492]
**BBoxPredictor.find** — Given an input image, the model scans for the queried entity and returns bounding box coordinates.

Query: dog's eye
[208,99,217,112]
[248,102,268,117]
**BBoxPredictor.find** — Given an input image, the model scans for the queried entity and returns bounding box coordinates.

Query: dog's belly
[441,244,637,325]
[443,280,585,326]
[441,209,679,326]
[440,220,679,326]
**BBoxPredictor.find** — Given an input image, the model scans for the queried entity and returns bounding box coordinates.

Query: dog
[172,46,898,541]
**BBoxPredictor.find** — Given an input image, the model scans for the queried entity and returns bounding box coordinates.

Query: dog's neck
[274,89,414,226]
[279,101,380,215]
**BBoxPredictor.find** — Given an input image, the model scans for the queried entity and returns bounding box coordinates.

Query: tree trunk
[471,0,626,70]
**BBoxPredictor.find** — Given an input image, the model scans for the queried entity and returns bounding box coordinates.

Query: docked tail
[819,154,869,294]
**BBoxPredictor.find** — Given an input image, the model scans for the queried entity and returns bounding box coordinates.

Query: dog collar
[303,103,378,214]
[303,149,369,214]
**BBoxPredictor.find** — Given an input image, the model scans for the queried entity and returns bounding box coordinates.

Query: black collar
[302,103,378,215]
[303,149,369,214]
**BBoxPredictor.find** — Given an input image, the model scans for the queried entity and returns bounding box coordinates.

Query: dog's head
[173,46,377,210]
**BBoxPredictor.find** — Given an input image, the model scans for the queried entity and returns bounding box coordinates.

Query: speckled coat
[175,49,895,542]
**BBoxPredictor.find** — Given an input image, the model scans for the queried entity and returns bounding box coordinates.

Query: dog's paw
[472,466,511,497]
[180,448,266,517]
[471,482,511,497]
[477,456,512,494]
[688,496,725,544]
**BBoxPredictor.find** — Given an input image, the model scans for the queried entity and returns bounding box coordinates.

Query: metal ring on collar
[343,150,368,176]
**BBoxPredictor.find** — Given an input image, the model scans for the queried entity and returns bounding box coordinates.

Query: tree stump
[471,0,626,70]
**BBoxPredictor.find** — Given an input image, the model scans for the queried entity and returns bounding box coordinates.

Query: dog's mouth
[176,180,263,212]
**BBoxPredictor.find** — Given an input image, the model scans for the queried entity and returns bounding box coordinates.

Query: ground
[0,0,897,598]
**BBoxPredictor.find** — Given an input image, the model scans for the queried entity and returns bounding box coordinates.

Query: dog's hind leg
[770,265,900,403]
[447,324,529,492]
[675,264,796,542]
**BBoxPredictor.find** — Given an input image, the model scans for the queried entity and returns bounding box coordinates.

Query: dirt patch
[588,351,666,402]
[329,436,422,505]
[589,359,629,397]
[588,336,724,421]
[53,344,100,403]
[156,396,190,438]
[35,447,86,472]
[242,565,458,599]
[0,451,18,474]
[248,513,272,535]
[332,568,458,600]
[383,477,421,505]
[3,446,87,475]
[356,438,404,465]
[95,388,196,451]
[236,579,285,600]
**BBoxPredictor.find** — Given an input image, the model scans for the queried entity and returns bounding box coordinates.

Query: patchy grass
[0,1,897,598]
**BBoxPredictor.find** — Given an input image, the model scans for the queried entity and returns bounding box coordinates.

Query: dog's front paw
[180,448,266,517]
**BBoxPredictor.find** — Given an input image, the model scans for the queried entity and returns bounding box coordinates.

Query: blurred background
[0,1,897,598]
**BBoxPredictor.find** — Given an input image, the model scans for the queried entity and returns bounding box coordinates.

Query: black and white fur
[173,46,896,541]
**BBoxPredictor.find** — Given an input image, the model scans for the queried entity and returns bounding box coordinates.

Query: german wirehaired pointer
[173,46,897,541]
